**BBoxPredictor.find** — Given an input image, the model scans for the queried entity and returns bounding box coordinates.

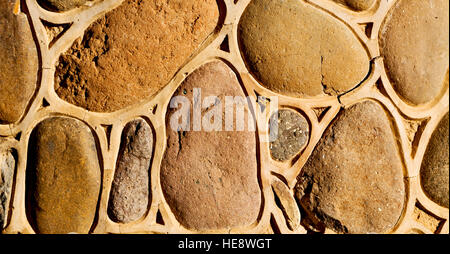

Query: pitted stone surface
[269,110,309,161]
[108,119,153,223]
[238,0,369,98]
[0,147,15,229]
[380,0,449,105]
[55,0,219,112]
[26,117,101,234]
[160,61,261,231]
[295,101,405,234]
[421,112,449,208]
[38,0,93,11]
[332,0,375,11]
[0,0,38,124]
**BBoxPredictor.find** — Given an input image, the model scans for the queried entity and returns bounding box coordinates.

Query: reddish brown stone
[295,101,405,234]
[38,0,93,11]
[55,0,219,112]
[380,0,449,105]
[160,61,261,231]
[0,0,38,124]
[332,0,375,11]
[26,117,101,234]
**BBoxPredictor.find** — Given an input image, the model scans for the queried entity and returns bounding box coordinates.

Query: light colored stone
[0,0,38,124]
[55,0,219,112]
[332,0,375,11]
[269,109,309,161]
[272,179,301,231]
[108,119,153,223]
[26,117,101,234]
[420,112,449,208]
[38,0,93,11]
[0,147,15,229]
[380,0,449,105]
[160,61,261,231]
[295,101,405,234]
[238,0,370,98]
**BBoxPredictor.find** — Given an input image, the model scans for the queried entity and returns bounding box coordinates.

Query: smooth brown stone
[26,117,101,234]
[380,0,449,105]
[38,0,92,11]
[295,101,405,234]
[160,61,261,231]
[332,0,375,11]
[420,112,449,208]
[0,147,15,229]
[55,0,219,112]
[0,0,38,124]
[238,0,369,98]
[269,109,309,161]
[108,119,153,223]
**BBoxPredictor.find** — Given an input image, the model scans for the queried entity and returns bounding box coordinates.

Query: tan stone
[295,101,405,234]
[238,0,370,98]
[160,61,261,231]
[332,0,375,11]
[380,0,449,105]
[0,0,38,124]
[272,180,301,231]
[420,112,449,208]
[55,0,219,112]
[26,117,101,234]
[269,109,309,161]
[38,0,93,11]
[108,119,153,223]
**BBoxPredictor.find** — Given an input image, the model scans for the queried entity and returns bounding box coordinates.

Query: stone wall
[0,0,448,234]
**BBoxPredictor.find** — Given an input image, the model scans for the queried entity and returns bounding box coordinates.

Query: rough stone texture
[380,0,449,105]
[38,0,93,12]
[0,0,38,124]
[420,112,449,208]
[55,0,219,112]
[272,180,301,231]
[108,119,153,223]
[0,147,15,229]
[332,0,375,11]
[269,110,309,161]
[238,0,369,98]
[160,61,261,231]
[26,117,101,234]
[295,101,405,234]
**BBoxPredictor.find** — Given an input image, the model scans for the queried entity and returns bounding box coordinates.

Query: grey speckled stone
[270,110,309,161]
[108,119,153,223]
[295,101,405,234]
[421,112,449,208]
[0,148,15,229]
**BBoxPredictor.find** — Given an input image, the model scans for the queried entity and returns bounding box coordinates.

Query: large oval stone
[38,0,93,12]
[160,61,261,231]
[108,119,153,223]
[379,0,449,105]
[0,0,38,124]
[295,101,405,234]
[332,0,375,11]
[26,117,101,234]
[420,112,449,208]
[55,0,219,112]
[238,0,370,97]
[0,146,15,229]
